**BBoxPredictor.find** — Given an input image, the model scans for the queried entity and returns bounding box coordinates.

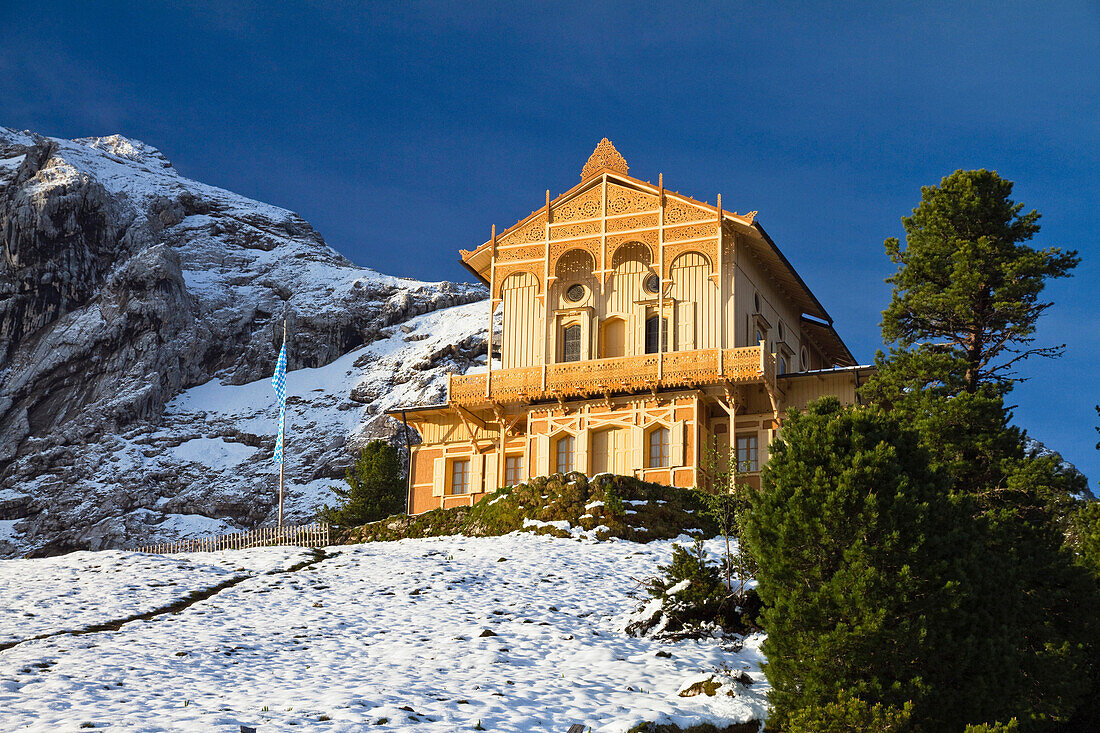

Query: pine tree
[880,168,1078,394]
[319,440,406,526]
[856,171,1099,729]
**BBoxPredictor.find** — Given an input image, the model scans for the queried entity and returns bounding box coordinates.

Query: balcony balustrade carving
[449,344,774,406]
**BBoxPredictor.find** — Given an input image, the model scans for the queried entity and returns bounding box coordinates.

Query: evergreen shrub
[319,440,406,526]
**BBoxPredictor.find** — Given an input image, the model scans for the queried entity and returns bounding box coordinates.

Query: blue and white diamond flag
[271,342,287,465]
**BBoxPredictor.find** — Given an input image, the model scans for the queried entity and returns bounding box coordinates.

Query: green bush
[963,720,1020,733]
[339,472,716,544]
[1071,499,1100,578]
[783,690,912,733]
[629,538,760,638]
[740,397,1009,731]
[319,440,406,526]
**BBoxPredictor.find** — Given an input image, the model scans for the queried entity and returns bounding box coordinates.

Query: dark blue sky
[4,2,1099,481]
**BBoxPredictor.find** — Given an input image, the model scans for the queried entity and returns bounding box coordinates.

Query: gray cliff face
[0,129,488,556]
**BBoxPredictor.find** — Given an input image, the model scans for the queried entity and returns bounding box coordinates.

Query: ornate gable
[580,138,628,180]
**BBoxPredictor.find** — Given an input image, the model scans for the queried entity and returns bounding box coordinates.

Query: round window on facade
[643,273,660,294]
[777,321,784,340]
[565,284,586,303]
[801,346,809,370]
[753,292,761,312]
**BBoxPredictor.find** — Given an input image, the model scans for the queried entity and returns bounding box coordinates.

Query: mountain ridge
[0,127,487,557]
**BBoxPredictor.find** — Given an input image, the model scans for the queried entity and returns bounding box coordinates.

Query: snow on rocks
[0,126,489,556]
[0,534,768,731]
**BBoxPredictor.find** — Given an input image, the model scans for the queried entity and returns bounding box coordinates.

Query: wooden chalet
[389,139,871,514]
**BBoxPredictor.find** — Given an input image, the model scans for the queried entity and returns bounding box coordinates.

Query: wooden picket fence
[133,523,330,555]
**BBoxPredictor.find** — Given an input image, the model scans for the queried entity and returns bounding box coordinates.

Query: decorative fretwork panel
[610,241,653,268]
[498,214,547,247]
[664,199,712,225]
[581,138,629,180]
[552,220,602,240]
[665,222,717,243]
[549,239,600,274]
[662,241,719,279]
[493,265,542,298]
[606,212,658,232]
[495,243,543,263]
[449,344,771,406]
[606,184,658,215]
[552,186,603,222]
[608,232,657,261]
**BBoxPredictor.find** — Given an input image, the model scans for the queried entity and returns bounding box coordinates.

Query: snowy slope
[0,534,767,732]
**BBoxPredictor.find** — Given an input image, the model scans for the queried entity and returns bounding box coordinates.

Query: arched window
[644,315,668,354]
[648,427,670,468]
[555,434,575,474]
[779,356,787,375]
[562,324,581,362]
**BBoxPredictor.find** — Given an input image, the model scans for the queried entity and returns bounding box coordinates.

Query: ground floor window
[555,435,575,474]
[505,455,524,486]
[451,459,470,494]
[736,435,758,472]
[648,427,669,468]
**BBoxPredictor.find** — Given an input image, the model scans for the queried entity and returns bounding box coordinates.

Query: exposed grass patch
[627,723,761,733]
[336,473,716,544]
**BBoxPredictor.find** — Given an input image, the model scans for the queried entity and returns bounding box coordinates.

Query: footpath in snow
[0,534,766,732]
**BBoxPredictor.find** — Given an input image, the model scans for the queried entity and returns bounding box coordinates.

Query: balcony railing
[449,344,775,406]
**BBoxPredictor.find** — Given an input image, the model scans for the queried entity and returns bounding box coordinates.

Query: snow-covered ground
[0,534,767,732]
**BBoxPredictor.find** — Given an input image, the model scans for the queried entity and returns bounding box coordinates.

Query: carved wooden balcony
[448,344,775,407]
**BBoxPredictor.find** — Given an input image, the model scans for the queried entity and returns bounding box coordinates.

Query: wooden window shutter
[470,453,484,493]
[633,307,646,356]
[575,430,589,476]
[484,453,499,492]
[676,301,695,351]
[630,425,645,474]
[536,433,551,477]
[432,457,446,497]
[670,421,686,467]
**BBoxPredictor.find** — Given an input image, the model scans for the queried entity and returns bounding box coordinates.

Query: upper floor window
[648,427,670,468]
[555,435,575,474]
[736,435,758,473]
[779,356,787,375]
[562,324,581,362]
[451,459,470,494]
[565,284,586,303]
[644,315,668,354]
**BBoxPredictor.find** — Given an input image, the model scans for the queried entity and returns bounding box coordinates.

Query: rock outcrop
[0,128,488,556]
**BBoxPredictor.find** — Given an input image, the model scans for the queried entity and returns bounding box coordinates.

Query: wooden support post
[658,173,665,381]
[717,193,724,377]
[487,224,496,399]
[598,174,608,359]
[542,189,551,392]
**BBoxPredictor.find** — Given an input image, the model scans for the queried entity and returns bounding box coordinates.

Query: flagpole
[278,318,286,532]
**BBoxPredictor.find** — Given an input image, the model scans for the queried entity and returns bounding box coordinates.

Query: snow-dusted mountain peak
[0,126,488,556]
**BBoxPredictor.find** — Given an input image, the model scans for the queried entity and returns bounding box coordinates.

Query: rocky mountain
[0,128,488,557]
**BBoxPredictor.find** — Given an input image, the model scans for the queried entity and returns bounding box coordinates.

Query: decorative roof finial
[581,138,628,180]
